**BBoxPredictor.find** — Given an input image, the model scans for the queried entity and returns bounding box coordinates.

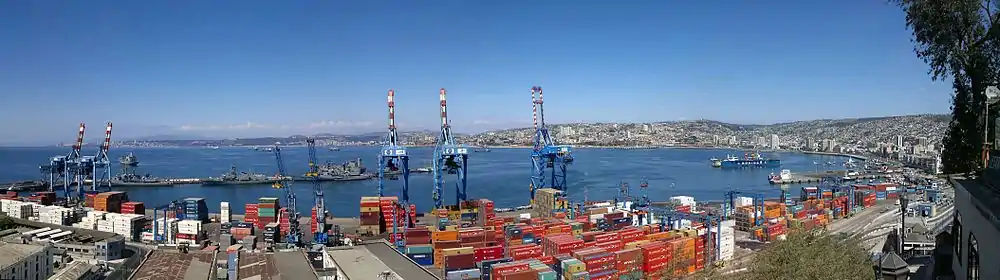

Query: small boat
[710,158,722,168]
[328,147,341,151]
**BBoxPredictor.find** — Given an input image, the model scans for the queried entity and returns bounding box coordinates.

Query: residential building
[950,152,1000,280]
[0,242,54,280]
[770,134,780,149]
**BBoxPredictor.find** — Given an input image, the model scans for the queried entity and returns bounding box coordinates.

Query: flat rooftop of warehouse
[326,242,439,280]
[132,250,215,280]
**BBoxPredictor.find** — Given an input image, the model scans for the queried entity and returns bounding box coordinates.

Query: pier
[769,170,887,185]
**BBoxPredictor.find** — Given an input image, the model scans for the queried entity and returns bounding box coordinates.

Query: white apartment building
[950,151,1000,280]
[0,242,54,280]
[769,134,780,149]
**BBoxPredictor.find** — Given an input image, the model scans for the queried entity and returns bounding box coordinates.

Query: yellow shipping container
[442,247,474,256]
[563,261,586,274]
[626,240,650,249]
[360,196,380,201]
[360,206,379,213]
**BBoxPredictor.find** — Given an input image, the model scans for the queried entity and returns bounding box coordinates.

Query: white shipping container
[735,197,754,207]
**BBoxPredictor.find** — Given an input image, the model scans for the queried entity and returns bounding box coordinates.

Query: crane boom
[306,139,328,245]
[272,144,300,245]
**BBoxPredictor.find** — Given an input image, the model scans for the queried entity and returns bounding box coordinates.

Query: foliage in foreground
[0,214,13,231]
[893,0,1000,174]
[697,231,873,280]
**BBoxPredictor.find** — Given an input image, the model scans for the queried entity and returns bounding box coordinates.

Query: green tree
[893,0,1000,173]
[0,214,14,230]
[730,231,872,280]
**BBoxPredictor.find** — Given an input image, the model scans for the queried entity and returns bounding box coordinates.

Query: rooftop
[132,250,216,280]
[326,246,394,280]
[236,252,279,280]
[49,261,97,280]
[363,242,439,280]
[325,241,439,280]
[952,177,1000,232]
[0,242,48,271]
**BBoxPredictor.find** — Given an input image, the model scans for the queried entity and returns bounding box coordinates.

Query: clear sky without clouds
[0,1,951,145]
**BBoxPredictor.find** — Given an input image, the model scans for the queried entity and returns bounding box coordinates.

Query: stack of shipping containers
[263,222,282,244]
[245,203,259,227]
[183,197,209,222]
[121,202,145,215]
[359,197,380,235]
[220,202,232,224]
[257,197,279,230]
[94,191,127,213]
[177,220,202,244]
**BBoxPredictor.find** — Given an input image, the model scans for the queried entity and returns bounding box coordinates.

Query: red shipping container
[615,248,642,272]
[491,262,532,277]
[473,245,504,261]
[509,245,542,260]
[595,232,620,243]
[444,253,476,271]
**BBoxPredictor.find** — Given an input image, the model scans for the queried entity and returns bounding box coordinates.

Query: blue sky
[0,1,950,145]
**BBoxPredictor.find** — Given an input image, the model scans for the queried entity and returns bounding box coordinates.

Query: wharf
[2,180,48,191]
[769,170,886,185]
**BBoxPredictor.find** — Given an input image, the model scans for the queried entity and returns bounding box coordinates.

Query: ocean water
[0,146,854,217]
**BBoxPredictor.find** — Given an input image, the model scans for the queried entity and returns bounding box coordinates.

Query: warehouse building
[0,242,55,280]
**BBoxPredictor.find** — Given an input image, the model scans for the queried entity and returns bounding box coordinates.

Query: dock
[769,170,887,185]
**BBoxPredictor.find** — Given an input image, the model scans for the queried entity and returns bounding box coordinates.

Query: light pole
[981,86,1000,169]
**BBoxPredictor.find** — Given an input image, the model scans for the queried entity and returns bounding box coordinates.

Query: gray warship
[309,158,375,181]
[110,172,176,187]
[202,165,281,185]
[119,152,139,166]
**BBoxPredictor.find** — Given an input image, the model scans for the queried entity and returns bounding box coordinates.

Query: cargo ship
[717,152,780,168]
[310,158,375,181]
[201,165,282,185]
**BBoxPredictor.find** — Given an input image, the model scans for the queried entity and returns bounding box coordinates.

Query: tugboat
[202,165,282,185]
[119,152,139,166]
[718,152,780,168]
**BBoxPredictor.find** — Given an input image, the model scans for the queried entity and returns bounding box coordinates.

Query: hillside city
[110,114,948,172]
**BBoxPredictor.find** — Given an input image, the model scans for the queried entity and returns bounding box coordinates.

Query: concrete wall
[0,245,54,280]
[951,181,999,280]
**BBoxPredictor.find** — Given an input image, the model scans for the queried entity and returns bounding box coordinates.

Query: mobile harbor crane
[305,138,329,246]
[271,144,301,246]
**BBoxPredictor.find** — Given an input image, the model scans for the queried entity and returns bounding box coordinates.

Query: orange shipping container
[432,230,459,242]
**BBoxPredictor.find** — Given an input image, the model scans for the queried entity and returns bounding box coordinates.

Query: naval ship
[202,165,282,185]
[119,152,139,166]
[110,172,177,187]
[309,158,375,181]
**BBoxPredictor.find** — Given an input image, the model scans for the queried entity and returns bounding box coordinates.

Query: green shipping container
[537,269,557,280]
[404,245,433,254]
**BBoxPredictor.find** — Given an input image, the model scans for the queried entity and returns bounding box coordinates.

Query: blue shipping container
[407,253,433,266]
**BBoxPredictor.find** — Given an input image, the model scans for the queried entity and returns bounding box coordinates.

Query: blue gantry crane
[378,89,410,250]
[722,189,766,226]
[648,206,722,265]
[305,138,328,245]
[614,181,631,206]
[271,144,301,245]
[528,86,573,204]
[152,200,183,242]
[432,88,469,209]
